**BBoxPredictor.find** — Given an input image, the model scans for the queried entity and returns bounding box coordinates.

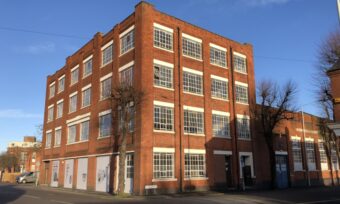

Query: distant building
[327,64,340,136]
[7,136,41,172]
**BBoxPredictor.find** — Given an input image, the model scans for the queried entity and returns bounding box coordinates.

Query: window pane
[120,30,134,55]
[154,27,173,51]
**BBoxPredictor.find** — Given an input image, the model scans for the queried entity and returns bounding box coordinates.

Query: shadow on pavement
[0,183,26,204]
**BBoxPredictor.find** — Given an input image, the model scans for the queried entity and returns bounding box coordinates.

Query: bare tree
[0,152,19,172]
[255,80,297,189]
[111,83,143,195]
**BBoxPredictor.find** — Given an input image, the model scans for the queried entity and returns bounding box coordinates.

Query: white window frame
[212,110,230,138]
[101,40,113,67]
[153,59,174,90]
[100,73,112,100]
[153,23,173,52]
[54,127,62,147]
[69,91,78,113]
[305,138,316,171]
[83,55,93,78]
[45,130,52,149]
[183,67,203,96]
[211,75,228,100]
[67,125,77,144]
[184,149,206,179]
[58,75,65,93]
[291,137,303,171]
[210,43,227,68]
[236,114,251,140]
[80,120,90,141]
[233,52,247,74]
[235,81,249,105]
[47,104,54,122]
[153,101,174,133]
[183,106,204,135]
[49,81,56,99]
[120,25,135,55]
[182,33,202,61]
[81,84,91,108]
[70,65,79,86]
[153,147,175,180]
[98,110,112,138]
[56,99,64,119]
[318,140,328,170]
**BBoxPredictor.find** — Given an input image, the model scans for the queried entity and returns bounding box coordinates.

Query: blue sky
[0,0,338,152]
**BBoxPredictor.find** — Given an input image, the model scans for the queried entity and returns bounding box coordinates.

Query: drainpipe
[301,109,311,187]
[177,27,183,193]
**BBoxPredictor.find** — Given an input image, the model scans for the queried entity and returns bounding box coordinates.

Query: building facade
[40,1,257,195]
[327,66,340,136]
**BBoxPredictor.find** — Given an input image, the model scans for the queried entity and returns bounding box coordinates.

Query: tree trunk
[118,121,128,195]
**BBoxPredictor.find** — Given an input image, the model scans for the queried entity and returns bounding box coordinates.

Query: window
[47,105,54,122]
[234,53,247,73]
[212,113,230,138]
[210,46,226,67]
[154,105,174,131]
[120,27,134,55]
[319,141,328,170]
[235,83,248,104]
[71,66,79,85]
[49,82,55,98]
[102,43,113,66]
[99,112,112,137]
[56,100,63,118]
[69,93,77,113]
[182,34,202,60]
[118,106,135,132]
[82,86,91,108]
[68,125,76,144]
[184,108,204,134]
[331,145,339,170]
[80,120,89,141]
[237,116,250,139]
[100,76,112,100]
[305,140,316,170]
[54,129,61,147]
[185,153,206,178]
[153,152,174,179]
[58,76,65,93]
[83,57,92,78]
[120,67,133,86]
[45,132,52,148]
[154,61,173,89]
[292,139,303,171]
[211,77,228,100]
[153,24,173,51]
[183,69,203,95]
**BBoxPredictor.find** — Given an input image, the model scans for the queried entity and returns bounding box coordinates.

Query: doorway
[225,155,233,187]
[275,155,289,189]
[124,154,134,194]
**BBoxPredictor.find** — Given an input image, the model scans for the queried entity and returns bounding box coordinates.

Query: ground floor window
[292,139,303,171]
[153,152,174,179]
[184,153,206,178]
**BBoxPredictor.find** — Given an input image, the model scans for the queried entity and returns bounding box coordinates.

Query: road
[1,183,340,204]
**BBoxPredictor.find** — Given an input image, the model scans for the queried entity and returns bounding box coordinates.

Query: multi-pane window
[184,153,206,178]
[212,113,230,138]
[68,125,76,144]
[318,141,328,164]
[99,112,112,137]
[83,57,92,78]
[101,76,112,100]
[54,129,61,147]
[49,82,55,98]
[153,24,173,51]
[234,53,247,73]
[210,46,226,67]
[126,154,134,179]
[183,70,203,95]
[154,62,173,89]
[154,105,174,131]
[80,120,89,141]
[305,141,316,170]
[331,145,339,170]
[120,27,134,55]
[184,109,204,134]
[69,93,77,113]
[56,100,63,118]
[82,86,91,108]
[58,76,65,93]
[235,83,248,104]
[237,117,250,139]
[71,67,79,85]
[120,67,133,86]
[211,77,228,100]
[45,132,52,148]
[292,139,303,171]
[182,35,202,60]
[153,152,174,179]
[102,43,113,66]
[47,106,54,122]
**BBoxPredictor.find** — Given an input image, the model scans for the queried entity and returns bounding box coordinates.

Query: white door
[51,161,59,187]
[96,156,110,192]
[124,154,134,194]
[76,158,88,190]
[64,159,74,188]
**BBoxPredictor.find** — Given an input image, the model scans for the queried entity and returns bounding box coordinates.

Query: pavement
[1,183,340,204]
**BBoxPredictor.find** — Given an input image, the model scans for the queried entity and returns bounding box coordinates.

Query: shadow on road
[0,183,26,204]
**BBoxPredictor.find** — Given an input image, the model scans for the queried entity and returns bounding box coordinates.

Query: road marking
[23,195,40,199]
[50,200,74,204]
[298,199,340,204]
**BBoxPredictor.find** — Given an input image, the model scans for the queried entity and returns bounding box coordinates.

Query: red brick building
[327,65,340,136]
[7,136,41,173]
[40,1,257,194]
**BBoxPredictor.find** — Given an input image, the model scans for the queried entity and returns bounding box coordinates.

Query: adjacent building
[40,1,256,194]
[327,64,340,136]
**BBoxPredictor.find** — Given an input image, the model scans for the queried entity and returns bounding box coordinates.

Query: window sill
[154,85,174,91]
[183,55,203,62]
[83,73,92,79]
[81,105,90,109]
[97,136,111,140]
[184,133,205,137]
[235,70,248,75]
[236,102,249,106]
[53,145,61,148]
[238,138,251,141]
[45,147,51,150]
[211,97,229,102]
[213,136,231,139]
[99,97,110,102]
[183,92,204,97]
[184,177,208,181]
[101,60,113,68]
[56,116,62,120]
[153,130,175,134]
[70,82,78,87]
[211,63,227,69]
[152,178,177,182]
[57,90,64,94]
[119,48,134,57]
[154,46,174,53]
[66,140,89,146]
